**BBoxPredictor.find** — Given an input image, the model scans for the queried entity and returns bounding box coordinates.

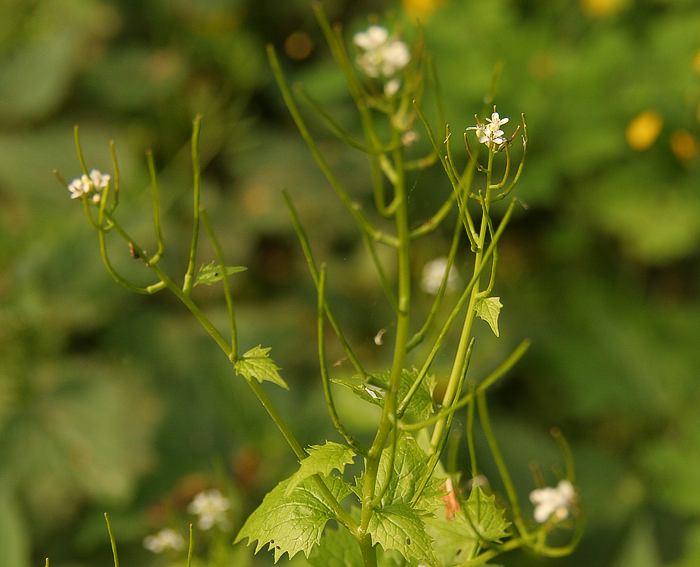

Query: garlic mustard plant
[57,5,582,566]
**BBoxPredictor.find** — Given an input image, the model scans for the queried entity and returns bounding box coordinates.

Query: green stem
[146,150,165,263]
[458,537,522,567]
[103,513,120,567]
[267,46,398,248]
[412,339,474,506]
[182,115,202,294]
[283,190,368,379]
[360,535,378,567]
[73,125,88,175]
[109,140,120,210]
[201,210,239,359]
[477,390,528,536]
[400,339,530,431]
[406,215,461,351]
[318,265,366,454]
[186,524,194,567]
[398,198,517,418]
[359,130,411,546]
[430,150,494,451]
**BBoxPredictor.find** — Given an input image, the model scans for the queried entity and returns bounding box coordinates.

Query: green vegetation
[1,0,698,565]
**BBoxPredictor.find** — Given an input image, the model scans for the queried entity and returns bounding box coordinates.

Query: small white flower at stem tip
[421,257,460,295]
[68,177,88,199]
[188,488,231,530]
[353,24,410,81]
[529,480,576,524]
[143,528,185,554]
[66,168,110,201]
[89,168,110,190]
[467,109,510,150]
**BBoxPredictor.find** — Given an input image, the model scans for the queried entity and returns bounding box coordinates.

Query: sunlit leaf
[286,442,355,495]
[475,296,503,338]
[235,475,352,562]
[234,345,288,389]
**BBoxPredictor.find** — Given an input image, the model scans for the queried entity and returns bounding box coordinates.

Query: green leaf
[308,525,363,567]
[373,434,443,511]
[368,503,437,566]
[235,475,352,563]
[194,261,247,287]
[425,512,479,567]
[464,486,510,542]
[234,345,288,389]
[333,368,436,422]
[286,442,356,496]
[475,296,503,337]
[426,486,509,566]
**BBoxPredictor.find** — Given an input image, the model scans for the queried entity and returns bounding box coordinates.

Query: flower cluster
[353,25,410,95]
[468,110,510,150]
[67,169,110,203]
[143,528,185,554]
[529,480,576,523]
[188,488,231,530]
[421,257,460,295]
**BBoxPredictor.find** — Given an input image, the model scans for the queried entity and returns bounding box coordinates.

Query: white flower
[380,40,410,76]
[421,257,460,295]
[529,480,576,523]
[67,168,110,202]
[384,78,401,97]
[143,528,185,554]
[467,110,510,149]
[353,25,388,50]
[354,25,410,81]
[188,489,231,530]
[68,176,89,199]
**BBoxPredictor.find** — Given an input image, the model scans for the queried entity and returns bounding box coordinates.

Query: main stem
[358,138,411,565]
[430,150,494,451]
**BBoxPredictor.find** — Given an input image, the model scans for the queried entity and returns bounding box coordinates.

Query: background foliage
[1,0,699,565]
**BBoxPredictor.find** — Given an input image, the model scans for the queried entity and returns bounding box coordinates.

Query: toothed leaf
[234,345,288,389]
[235,475,352,563]
[286,442,356,495]
[367,502,437,566]
[194,261,247,286]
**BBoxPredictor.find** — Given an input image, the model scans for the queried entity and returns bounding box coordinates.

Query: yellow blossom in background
[670,130,698,161]
[626,110,663,151]
[402,0,445,20]
[580,0,627,18]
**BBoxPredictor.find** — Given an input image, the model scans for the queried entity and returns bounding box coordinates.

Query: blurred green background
[1,0,699,565]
